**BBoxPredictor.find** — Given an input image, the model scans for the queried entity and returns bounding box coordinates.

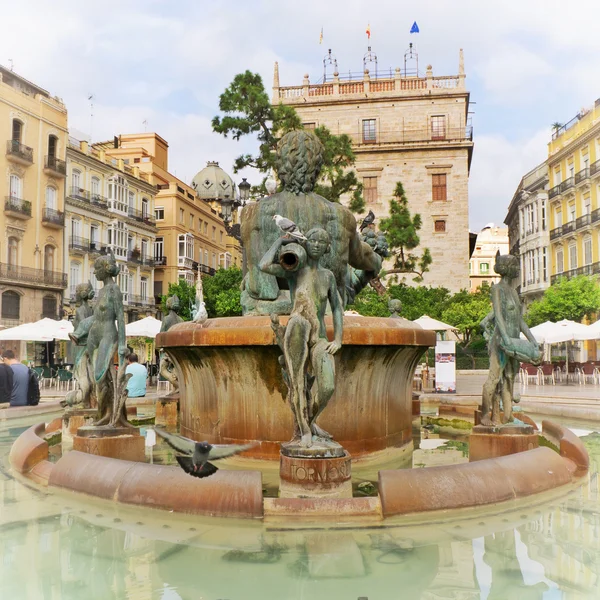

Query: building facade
[102,134,242,298]
[468,225,509,290]
[504,162,550,305]
[548,100,600,285]
[273,48,473,292]
[64,137,158,322]
[0,65,68,331]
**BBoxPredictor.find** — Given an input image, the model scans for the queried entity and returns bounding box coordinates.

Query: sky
[2,0,599,231]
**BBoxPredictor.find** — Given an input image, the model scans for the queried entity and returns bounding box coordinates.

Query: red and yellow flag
[366,23,371,39]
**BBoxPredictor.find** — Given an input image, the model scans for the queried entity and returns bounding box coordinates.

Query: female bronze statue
[70,252,128,426]
[481,253,541,426]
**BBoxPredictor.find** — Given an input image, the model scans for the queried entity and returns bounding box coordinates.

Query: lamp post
[218,178,250,244]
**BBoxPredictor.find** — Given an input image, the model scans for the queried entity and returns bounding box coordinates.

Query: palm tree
[551,122,563,132]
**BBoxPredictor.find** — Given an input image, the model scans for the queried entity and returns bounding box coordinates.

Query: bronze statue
[159,295,183,392]
[261,228,343,450]
[481,253,541,426]
[241,130,382,315]
[388,298,402,319]
[63,282,95,408]
[69,252,129,427]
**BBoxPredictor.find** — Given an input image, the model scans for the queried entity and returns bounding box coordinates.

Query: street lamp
[238,177,251,203]
[218,178,251,245]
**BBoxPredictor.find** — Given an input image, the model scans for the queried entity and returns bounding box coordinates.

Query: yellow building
[468,225,509,290]
[64,136,158,322]
[274,47,473,292]
[102,133,242,298]
[548,101,600,282]
[0,65,68,335]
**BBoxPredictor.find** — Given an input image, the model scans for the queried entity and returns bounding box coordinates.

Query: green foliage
[525,276,600,326]
[203,267,244,318]
[441,284,492,346]
[348,287,390,317]
[388,284,452,321]
[161,279,196,321]
[380,182,432,280]
[213,72,364,212]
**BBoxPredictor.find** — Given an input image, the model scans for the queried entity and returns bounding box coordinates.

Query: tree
[388,284,452,321]
[348,288,390,317]
[212,71,365,211]
[441,284,491,347]
[161,280,196,321]
[203,267,243,318]
[379,182,432,281]
[526,275,600,326]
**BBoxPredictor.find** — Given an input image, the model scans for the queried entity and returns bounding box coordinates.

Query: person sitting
[3,350,29,407]
[125,353,147,398]
[0,353,14,404]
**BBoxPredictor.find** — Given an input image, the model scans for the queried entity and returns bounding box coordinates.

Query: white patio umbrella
[0,318,73,342]
[414,315,457,331]
[125,316,162,338]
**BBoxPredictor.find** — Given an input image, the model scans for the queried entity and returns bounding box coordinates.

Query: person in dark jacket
[0,353,14,404]
[3,350,29,407]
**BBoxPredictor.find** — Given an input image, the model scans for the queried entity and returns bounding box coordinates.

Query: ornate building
[0,65,68,333]
[273,46,473,292]
[104,134,242,300]
[64,137,158,322]
[468,225,509,290]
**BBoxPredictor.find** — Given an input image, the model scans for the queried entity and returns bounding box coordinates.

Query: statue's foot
[93,415,110,427]
[299,432,313,448]
[480,415,493,427]
[311,424,333,439]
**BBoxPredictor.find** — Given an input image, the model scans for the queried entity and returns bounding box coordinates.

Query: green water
[1,413,600,599]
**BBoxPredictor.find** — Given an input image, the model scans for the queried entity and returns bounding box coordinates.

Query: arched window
[7,237,18,268]
[44,245,55,273]
[71,169,81,191]
[12,119,23,143]
[45,186,57,210]
[9,174,21,199]
[42,295,58,319]
[48,134,58,158]
[1,291,20,320]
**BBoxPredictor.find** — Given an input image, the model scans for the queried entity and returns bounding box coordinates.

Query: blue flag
[410,21,419,34]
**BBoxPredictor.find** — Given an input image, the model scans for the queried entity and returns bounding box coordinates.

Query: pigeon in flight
[359,209,376,232]
[154,428,257,478]
[273,214,307,241]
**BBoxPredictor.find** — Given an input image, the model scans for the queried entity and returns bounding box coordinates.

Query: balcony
[199,264,216,276]
[551,262,600,284]
[576,214,592,230]
[44,155,66,177]
[549,225,562,241]
[69,236,91,253]
[592,208,600,224]
[575,168,590,185]
[129,294,155,307]
[590,160,600,178]
[178,256,195,269]
[127,206,156,226]
[347,126,473,148]
[6,140,33,165]
[42,207,65,228]
[4,196,32,219]
[548,185,560,199]
[0,263,67,289]
[67,186,109,210]
[562,220,575,236]
[154,256,167,266]
[127,250,142,265]
[559,177,574,194]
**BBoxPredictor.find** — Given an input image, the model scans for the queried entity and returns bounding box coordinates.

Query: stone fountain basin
[156,315,435,460]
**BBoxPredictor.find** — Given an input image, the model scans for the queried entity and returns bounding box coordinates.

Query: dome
[191,161,236,201]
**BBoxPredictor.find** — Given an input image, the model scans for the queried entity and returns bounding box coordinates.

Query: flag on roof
[366,23,371,39]
[410,21,419,34]
[319,27,323,44]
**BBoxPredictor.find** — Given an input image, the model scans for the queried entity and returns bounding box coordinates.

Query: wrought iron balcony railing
[559,177,574,193]
[590,160,600,177]
[0,262,67,288]
[69,236,91,252]
[129,294,154,307]
[548,185,560,199]
[67,187,109,209]
[44,155,66,175]
[592,208,600,224]
[154,256,167,266]
[6,139,33,163]
[127,206,156,225]
[42,207,65,227]
[575,168,590,185]
[576,214,592,230]
[562,220,575,235]
[549,225,563,241]
[4,196,32,217]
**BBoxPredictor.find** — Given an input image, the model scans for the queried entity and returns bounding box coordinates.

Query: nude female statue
[159,295,183,393]
[69,252,128,426]
[481,253,541,426]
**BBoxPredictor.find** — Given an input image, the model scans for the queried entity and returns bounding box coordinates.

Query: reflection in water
[2,415,600,599]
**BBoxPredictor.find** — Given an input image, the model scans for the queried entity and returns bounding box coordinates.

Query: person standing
[3,350,29,407]
[0,354,14,404]
[125,353,147,398]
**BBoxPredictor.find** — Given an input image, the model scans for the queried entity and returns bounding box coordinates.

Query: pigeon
[154,428,257,478]
[265,171,277,195]
[192,300,208,326]
[359,209,376,232]
[272,214,307,241]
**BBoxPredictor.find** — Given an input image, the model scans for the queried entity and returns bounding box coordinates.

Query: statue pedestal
[469,424,538,462]
[73,426,145,462]
[63,408,97,435]
[279,451,352,499]
[155,394,179,427]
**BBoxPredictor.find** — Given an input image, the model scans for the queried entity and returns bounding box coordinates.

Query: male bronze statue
[159,295,183,393]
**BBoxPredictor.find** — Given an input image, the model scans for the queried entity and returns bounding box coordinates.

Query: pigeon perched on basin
[359,209,375,232]
[192,300,208,326]
[154,428,257,478]
[273,215,307,241]
[265,171,277,195]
